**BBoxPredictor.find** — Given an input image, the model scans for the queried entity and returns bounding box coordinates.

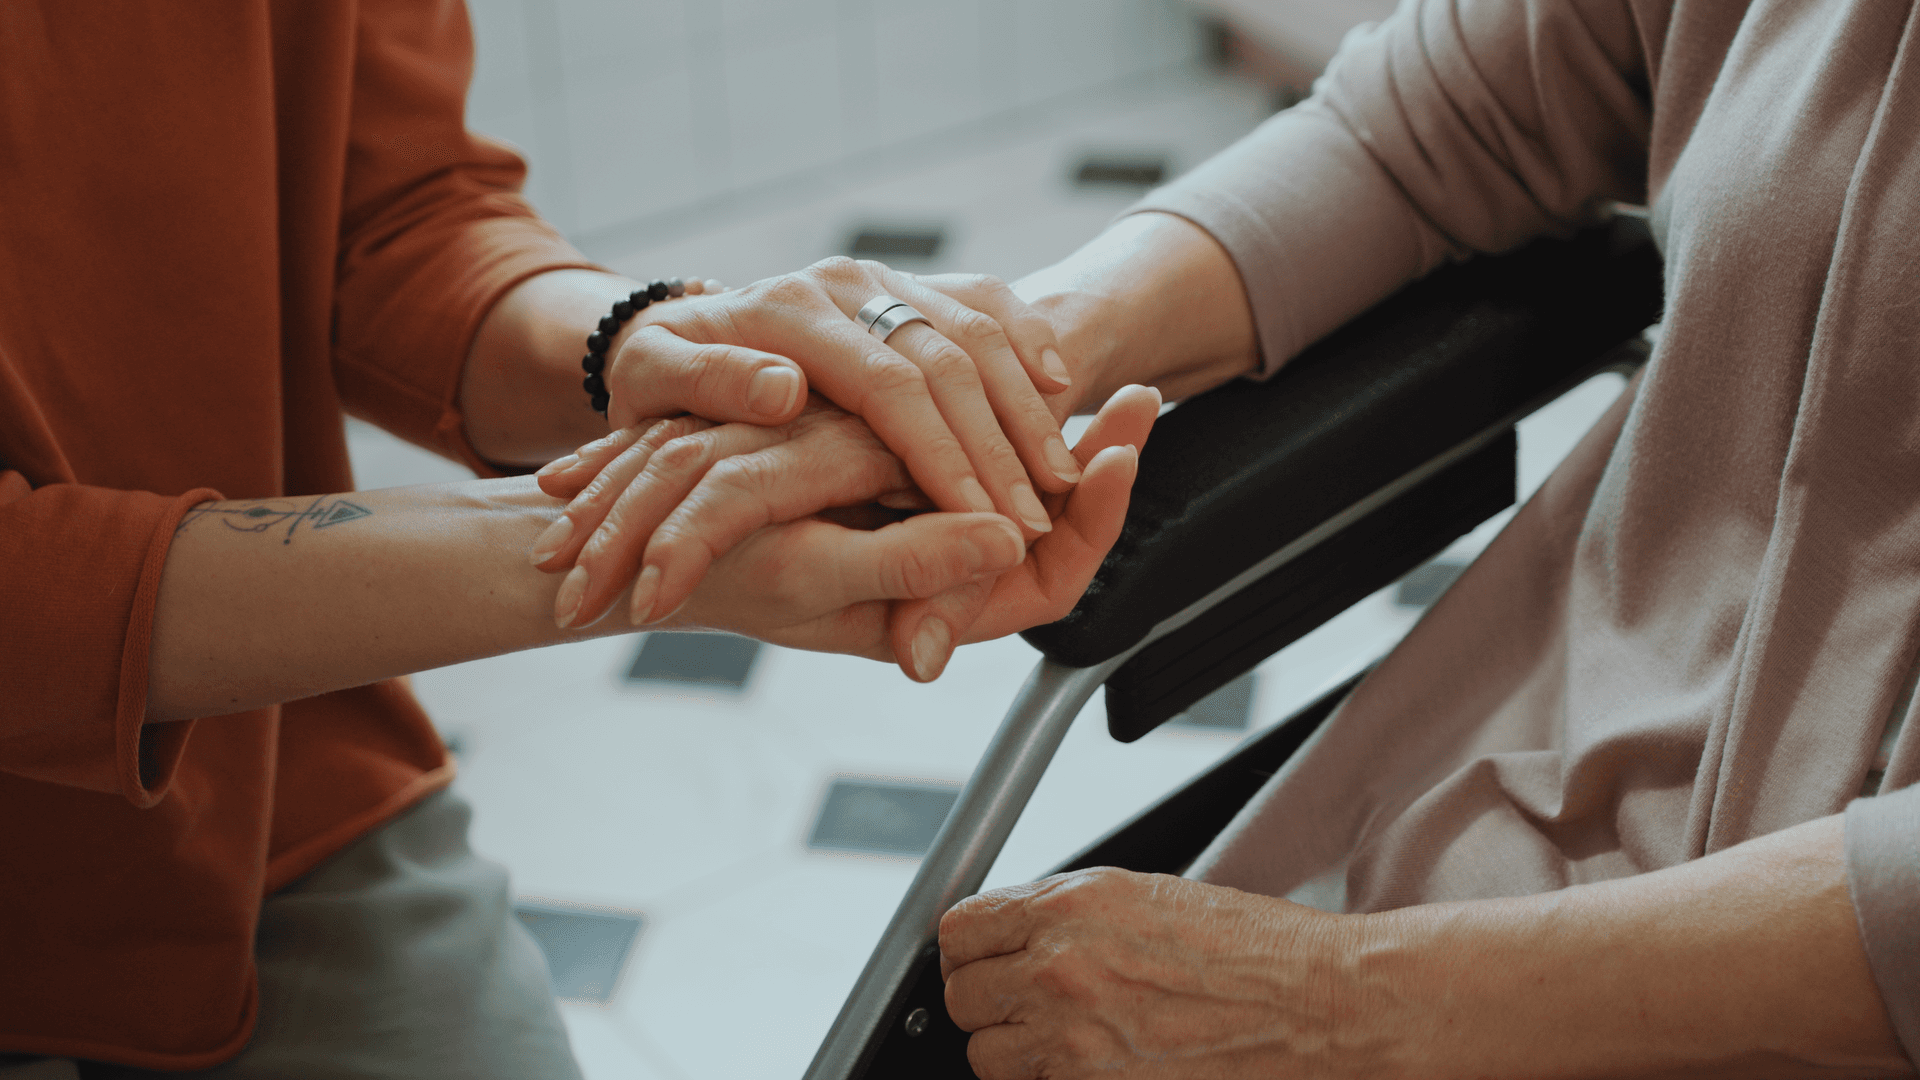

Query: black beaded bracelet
[581,277,684,416]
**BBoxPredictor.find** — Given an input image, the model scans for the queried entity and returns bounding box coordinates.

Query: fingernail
[1011,483,1052,533]
[535,453,579,478]
[554,565,589,628]
[629,565,662,626]
[1042,435,1082,484]
[966,519,1025,571]
[911,618,951,682]
[1041,347,1071,386]
[958,476,995,514]
[748,366,801,417]
[528,515,573,565]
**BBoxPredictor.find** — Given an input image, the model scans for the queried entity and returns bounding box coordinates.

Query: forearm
[1013,212,1261,414]
[146,477,625,722]
[461,268,641,465]
[1357,813,1909,1078]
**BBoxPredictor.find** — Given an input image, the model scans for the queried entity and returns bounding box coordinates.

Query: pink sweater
[1139,0,1920,1059]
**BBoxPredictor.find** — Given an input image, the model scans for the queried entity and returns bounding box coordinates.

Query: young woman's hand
[602,258,1083,541]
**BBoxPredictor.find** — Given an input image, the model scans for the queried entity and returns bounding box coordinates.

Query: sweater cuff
[1846,784,1920,1064]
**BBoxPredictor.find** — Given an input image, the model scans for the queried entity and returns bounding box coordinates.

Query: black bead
[647,280,669,301]
[612,299,634,320]
[590,392,610,414]
[581,353,605,375]
[583,372,606,397]
[629,289,651,309]
[586,330,610,353]
[598,314,622,336]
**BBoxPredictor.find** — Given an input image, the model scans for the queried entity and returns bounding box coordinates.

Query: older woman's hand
[879,385,1160,679]
[529,389,1154,665]
[938,868,1382,1080]
[604,259,1082,540]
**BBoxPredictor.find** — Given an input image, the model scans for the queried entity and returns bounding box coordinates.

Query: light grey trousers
[1,788,582,1080]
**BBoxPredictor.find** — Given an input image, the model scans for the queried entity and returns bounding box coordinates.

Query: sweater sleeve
[0,472,220,807]
[331,0,600,476]
[1846,785,1920,1064]
[1131,0,1652,375]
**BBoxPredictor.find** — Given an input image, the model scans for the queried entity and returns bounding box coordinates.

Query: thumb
[824,512,1024,608]
[608,324,808,428]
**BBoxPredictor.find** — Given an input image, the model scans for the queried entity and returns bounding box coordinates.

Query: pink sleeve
[0,474,221,807]
[1131,0,1651,375]
[1847,786,1920,1065]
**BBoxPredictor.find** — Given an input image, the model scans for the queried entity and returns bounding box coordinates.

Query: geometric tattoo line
[176,497,374,545]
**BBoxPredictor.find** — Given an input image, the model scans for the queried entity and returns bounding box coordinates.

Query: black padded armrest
[1020,217,1663,734]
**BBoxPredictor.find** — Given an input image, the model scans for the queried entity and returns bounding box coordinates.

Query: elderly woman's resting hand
[937,814,1910,1080]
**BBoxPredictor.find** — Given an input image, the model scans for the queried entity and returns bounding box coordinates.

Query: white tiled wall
[463,0,1203,244]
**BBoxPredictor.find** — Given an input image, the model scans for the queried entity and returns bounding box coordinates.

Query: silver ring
[869,303,930,343]
[856,295,908,330]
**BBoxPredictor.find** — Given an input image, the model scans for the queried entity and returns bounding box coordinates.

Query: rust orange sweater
[0,1,594,1066]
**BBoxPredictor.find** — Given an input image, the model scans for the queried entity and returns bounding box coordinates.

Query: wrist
[1014,212,1259,415]
[464,269,640,464]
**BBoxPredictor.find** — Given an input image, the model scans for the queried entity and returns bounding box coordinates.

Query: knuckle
[639,416,698,451]
[651,434,711,476]
[976,436,1023,477]
[1032,953,1091,1003]
[956,272,1005,295]
[706,453,774,497]
[863,352,928,396]
[945,307,1002,348]
[757,274,819,309]
[917,341,978,384]
[687,345,738,398]
[884,543,945,599]
[807,255,863,285]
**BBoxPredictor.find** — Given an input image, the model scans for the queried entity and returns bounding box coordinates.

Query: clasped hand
[526,257,1159,680]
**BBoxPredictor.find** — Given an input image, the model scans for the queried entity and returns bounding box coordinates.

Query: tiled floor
[345,59,1633,1080]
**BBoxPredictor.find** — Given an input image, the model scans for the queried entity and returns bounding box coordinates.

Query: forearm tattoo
[177,496,373,545]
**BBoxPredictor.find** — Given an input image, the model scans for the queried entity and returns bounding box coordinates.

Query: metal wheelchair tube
[801,655,1126,1080]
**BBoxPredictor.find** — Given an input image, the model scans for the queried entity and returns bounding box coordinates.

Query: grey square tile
[515,901,644,1003]
[1169,671,1254,730]
[1073,153,1169,188]
[626,632,761,689]
[808,777,960,856]
[846,223,947,261]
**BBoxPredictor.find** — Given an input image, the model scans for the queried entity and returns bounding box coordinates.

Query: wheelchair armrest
[1020,216,1664,740]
